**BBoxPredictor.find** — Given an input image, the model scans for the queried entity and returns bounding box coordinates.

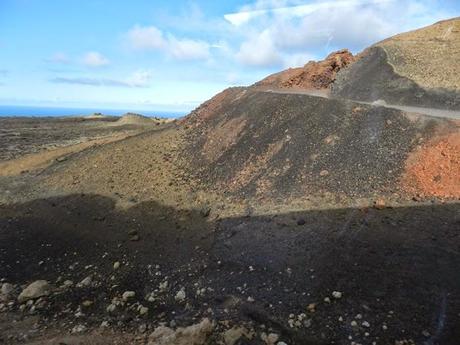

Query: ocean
[0,105,188,118]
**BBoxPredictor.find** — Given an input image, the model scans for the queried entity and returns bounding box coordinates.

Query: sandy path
[262,89,460,119]
[0,133,134,177]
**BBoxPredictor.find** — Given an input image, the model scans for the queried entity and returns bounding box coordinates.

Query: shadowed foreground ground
[1,194,459,344]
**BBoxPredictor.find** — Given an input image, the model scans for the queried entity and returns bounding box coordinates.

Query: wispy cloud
[82,51,110,67]
[50,69,153,88]
[227,0,451,67]
[125,25,210,60]
[126,25,165,50]
[46,52,70,64]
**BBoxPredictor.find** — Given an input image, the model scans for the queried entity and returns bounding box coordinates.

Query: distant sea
[0,105,188,118]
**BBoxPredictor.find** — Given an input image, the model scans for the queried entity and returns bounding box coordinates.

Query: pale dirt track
[263,89,460,119]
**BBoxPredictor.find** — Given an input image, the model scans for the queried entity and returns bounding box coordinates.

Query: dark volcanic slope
[332,18,460,110]
[184,88,455,201]
[332,46,460,110]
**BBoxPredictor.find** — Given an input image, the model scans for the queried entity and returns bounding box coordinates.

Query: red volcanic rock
[255,49,355,91]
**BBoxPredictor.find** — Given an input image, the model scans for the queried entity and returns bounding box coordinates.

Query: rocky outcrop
[255,49,355,91]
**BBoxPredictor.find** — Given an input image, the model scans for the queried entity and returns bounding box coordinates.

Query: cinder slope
[332,18,460,110]
[183,88,458,201]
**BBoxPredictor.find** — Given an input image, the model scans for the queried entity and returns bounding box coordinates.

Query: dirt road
[263,89,460,119]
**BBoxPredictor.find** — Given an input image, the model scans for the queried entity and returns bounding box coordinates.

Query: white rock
[148,318,213,345]
[324,297,331,303]
[247,296,255,303]
[62,280,74,288]
[18,281,51,303]
[139,306,149,316]
[1,283,14,295]
[77,276,92,288]
[122,291,136,301]
[350,321,358,327]
[277,342,288,345]
[175,289,186,302]
[71,324,87,334]
[159,281,168,291]
[362,321,370,328]
[100,321,110,328]
[106,304,116,313]
[332,291,342,299]
[113,261,121,270]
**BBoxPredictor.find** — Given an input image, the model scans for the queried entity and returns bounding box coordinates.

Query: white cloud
[225,0,394,26]
[47,52,70,64]
[125,25,210,61]
[227,0,451,68]
[126,25,165,50]
[236,30,282,67]
[167,36,210,60]
[50,69,153,88]
[82,51,110,67]
[125,69,153,87]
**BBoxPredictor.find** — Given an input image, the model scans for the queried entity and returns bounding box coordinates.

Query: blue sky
[0,0,458,112]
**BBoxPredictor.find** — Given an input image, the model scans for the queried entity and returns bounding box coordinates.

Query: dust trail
[425,290,447,345]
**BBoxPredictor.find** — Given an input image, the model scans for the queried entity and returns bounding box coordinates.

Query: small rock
[139,323,147,333]
[130,234,140,241]
[319,170,329,177]
[82,300,93,307]
[1,283,14,295]
[296,218,306,226]
[175,288,186,302]
[223,326,253,345]
[307,303,316,312]
[200,205,211,217]
[324,297,331,303]
[351,321,358,327]
[71,324,87,334]
[100,321,110,328]
[56,156,68,163]
[247,296,255,303]
[77,276,92,288]
[122,291,136,301]
[362,321,370,328]
[18,281,51,303]
[148,318,213,345]
[106,304,117,313]
[332,291,342,299]
[139,306,149,316]
[113,261,121,270]
[62,280,74,288]
[373,198,386,210]
[422,330,431,337]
